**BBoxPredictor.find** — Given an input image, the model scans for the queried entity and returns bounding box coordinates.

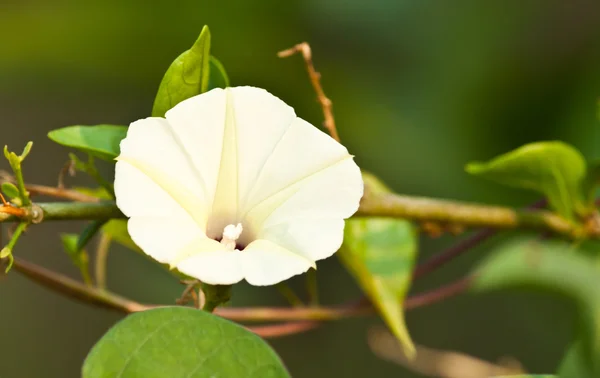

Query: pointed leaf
[48,125,127,161]
[466,141,587,220]
[152,26,211,117]
[341,218,417,358]
[76,220,107,252]
[472,238,600,377]
[340,172,417,358]
[82,307,290,378]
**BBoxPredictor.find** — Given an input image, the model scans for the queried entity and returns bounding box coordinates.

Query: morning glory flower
[114,86,363,286]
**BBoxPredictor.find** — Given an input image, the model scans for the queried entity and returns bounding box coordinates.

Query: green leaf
[558,340,595,378]
[208,56,230,90]
[101,219,142,253]
[48,125,127,161]
[152,26,211,117]
[340,172,417,358]
[77,220,107,252]
[472,238,600,377]
[60,233,91,285]
[466,141,587,220]
[82,307,291,378]
[1,182,20,200]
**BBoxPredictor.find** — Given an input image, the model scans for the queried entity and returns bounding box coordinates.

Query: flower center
[220,223,243,250]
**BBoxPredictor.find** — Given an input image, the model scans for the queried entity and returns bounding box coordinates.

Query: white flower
[114,86,363,286]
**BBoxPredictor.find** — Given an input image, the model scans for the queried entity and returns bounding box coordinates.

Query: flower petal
[260,218,346,262]
[175,239,243,285]
[127,216,203,264]
[241,117,354,218]
[261,157,363,227]
[115,117,210,229]
[228,87,296,210]
[164,88,227,211]
[241,239,315,286]
[115,117,212,266]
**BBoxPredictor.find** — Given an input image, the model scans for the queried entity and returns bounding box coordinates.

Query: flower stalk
[201,283,232,313]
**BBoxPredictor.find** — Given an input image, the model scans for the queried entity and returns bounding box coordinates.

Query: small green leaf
[208,56,230,89]
[48,125,127,161]
[60,233,89,268]
[82,307,291,378]
[1,182,20,200]
[19,141,32,161]
[60,233,92,285]
[152,26,211,117]
[61,233,80,256]
[0,247,13,272]
[340,172,417,358]
[466,141,587,220]
[77,220,107,252]
[101,220,142,253]
[472,238,600,377]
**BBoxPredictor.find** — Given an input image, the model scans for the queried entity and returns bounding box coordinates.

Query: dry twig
[278,42,340,142]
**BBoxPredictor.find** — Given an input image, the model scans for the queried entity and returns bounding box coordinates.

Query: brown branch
[247,321,320,338]
[0,170,100,203]
[26,184,100,202]
[278,42,340,142]
[12,258,148,313]
[11,256,469,323]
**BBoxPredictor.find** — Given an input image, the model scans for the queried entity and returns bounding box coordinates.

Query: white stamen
[220,223,243,250]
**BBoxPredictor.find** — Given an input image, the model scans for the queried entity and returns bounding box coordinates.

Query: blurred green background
[2,0,600,377]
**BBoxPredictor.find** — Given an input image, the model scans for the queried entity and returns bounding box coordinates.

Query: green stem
[80,262,93,287]
[7,222,28,249]
[0,192,585,239]
[357,191,577,237]
[12,163,31,206]
[1,222,29,272]
[201,283,232,313]
[95,233,112,290]
[276,283,304,307]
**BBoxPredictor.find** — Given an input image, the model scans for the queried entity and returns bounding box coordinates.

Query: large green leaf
[48,125,127,161]
[152,26,211,117]
[466,141,587,220]
[82,307,290,378]
[340,172,417,358]
[472,238,600,377]
[208,56,230,90]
